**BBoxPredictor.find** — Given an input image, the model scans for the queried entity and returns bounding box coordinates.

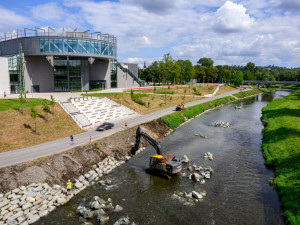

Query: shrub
[182,104,206,119]
[156,91,174,94]
[132,94,148,106]
[161,112,185,129]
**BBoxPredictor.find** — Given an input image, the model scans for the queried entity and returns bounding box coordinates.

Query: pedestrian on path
[66,179,72,195]
[125,121,127,128]
[70,135,74,144]
[4,91,6,98]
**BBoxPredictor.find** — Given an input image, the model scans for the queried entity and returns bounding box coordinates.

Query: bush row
[233,89,261,98]
[161,95,235,128]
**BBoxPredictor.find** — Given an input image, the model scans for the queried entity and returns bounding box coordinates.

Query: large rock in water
[181,155,190,163]
[191,173,201,182]
[192,191,203,199]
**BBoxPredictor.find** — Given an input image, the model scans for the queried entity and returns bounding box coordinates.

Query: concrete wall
[90,60,110,89]
[122,63,138,78]
[0,57,10,95]
[24,56,54,92]
[117,67,140,88]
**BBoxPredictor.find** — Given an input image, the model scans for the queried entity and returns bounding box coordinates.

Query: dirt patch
[0,119,170,194]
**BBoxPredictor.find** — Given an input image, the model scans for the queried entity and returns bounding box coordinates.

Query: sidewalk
[0,89,240,169]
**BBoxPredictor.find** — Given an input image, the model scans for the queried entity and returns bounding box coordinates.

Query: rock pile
[0,183,69,225]
[0,156,128,225]
[76,196,136,225]
[204,152,213,160]
[214,120,230,128]
[171,190,207,206]
[188,166,214,185]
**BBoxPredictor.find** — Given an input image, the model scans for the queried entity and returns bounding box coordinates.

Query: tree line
[138,54,300,86]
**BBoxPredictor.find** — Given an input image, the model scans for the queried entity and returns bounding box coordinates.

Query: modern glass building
[0,27,140,94]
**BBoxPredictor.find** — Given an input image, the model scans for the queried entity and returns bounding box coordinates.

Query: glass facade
[8,55,20,94]
[53,57,83,92]
[69,59,81,90]
[110,59,117,88]
[90,80,106,90]
[40,38,117,57]
[53,57,68,92]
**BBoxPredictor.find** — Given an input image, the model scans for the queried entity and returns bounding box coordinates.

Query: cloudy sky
[0,0,300,67]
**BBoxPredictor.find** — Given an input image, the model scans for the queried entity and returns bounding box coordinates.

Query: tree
[177,60,195,83]
[197,57,214,68]
[194,65,206,83]
[43,101,50,121]
[224,69,231,85]
[31,107,38,134]
[49,95,56,114]
[230,71,244,87]
[19,90,26,115]
[243,70,254,80]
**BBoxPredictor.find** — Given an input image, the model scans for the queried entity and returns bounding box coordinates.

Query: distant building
[0,27,140,94]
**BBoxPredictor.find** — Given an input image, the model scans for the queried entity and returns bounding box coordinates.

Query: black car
[96,122,114,131]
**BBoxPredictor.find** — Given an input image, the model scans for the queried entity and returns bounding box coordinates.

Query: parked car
[96,122,114,131]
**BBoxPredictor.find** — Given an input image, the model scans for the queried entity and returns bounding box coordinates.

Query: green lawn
[261,88,300,225]
[0,98,50,112]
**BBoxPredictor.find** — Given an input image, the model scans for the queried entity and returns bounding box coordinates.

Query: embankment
[0,119,170,194]
[261,88,300,225]
[0,89,265,194]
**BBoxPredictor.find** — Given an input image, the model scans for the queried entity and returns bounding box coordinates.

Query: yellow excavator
[175,102,185,111]
[131,127,182,178]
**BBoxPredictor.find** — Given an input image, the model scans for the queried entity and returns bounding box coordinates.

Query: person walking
[125,121,127,128]
[66,179,72,195]
[70,135,74,144]
[4,91,6,98]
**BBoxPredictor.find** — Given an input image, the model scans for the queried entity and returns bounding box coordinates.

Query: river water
[37,90,291,225]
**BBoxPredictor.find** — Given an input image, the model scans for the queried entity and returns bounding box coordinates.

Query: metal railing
[0,27,117,45]
[116,62,140,84]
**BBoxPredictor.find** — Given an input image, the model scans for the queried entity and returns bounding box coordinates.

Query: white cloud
[0,7,32,32]
[121,0,177,14]
[31,2,65,21]
[213,1,255,33]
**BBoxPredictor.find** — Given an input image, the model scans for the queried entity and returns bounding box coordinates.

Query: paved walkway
[0,89,240,169]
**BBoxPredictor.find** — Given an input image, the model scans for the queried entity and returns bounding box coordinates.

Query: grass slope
[0,99,51,112]
[261,89,300,225]
[0,104,83,152]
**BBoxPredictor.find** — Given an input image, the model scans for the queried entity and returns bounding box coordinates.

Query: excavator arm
[130,126,162,156]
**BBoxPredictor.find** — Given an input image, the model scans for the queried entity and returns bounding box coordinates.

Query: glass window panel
[101,42,108,55]
[49,39,54,52]
[40,38,49,52]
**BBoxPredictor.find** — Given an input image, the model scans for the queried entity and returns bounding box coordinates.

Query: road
[0,89,240,168]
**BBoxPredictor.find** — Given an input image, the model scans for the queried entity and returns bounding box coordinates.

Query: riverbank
[261,88,300,225]
[0,88,268,224]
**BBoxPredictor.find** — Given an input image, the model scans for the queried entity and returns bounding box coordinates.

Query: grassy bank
[161,89,263,129]
[261,89,300,224]
[0,98,51,112]
[161,95,236,129]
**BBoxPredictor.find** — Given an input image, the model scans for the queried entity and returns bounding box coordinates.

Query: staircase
[58,97,137,130]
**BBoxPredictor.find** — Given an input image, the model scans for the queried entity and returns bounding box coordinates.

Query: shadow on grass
[38,114,46,121]
[263,127,300,143]
[263,108,300,119]
[24,123,32,130]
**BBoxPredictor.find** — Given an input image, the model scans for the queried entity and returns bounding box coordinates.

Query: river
[37,90,290,225]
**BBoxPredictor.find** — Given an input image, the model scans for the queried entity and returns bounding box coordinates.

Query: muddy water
[37,90,290,225]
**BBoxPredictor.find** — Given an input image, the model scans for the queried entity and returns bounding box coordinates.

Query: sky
[0,0,300,68]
